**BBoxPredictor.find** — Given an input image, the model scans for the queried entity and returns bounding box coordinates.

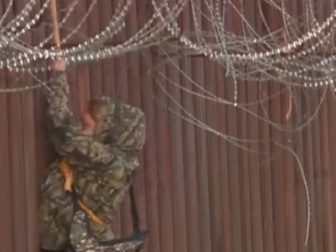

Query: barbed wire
[1,0,335,245]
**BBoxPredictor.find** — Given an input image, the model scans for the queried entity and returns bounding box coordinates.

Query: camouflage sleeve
[47,70,73,129]
[54,132,120,169]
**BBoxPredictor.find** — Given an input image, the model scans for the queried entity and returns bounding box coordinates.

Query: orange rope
[51,2,100,226]
[50,0,61,47]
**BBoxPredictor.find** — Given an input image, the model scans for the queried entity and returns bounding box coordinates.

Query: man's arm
[47,60,115,168]
[47,59,73,129]
[47,59,84,161]
[55,133,120,169]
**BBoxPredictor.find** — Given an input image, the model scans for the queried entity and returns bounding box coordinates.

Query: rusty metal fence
[0,1,336,252]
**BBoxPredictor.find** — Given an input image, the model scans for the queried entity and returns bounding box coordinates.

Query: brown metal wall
[0,1,336,252]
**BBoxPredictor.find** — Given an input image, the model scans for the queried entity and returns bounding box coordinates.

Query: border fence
[0,1,335,252]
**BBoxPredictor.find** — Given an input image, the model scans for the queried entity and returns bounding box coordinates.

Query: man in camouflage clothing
[40,60,146,251]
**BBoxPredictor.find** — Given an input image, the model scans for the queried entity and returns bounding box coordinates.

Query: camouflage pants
[40,160,74,250]
[40,160,118,251]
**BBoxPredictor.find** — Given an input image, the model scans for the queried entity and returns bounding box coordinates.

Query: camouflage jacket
[40,71,146,251]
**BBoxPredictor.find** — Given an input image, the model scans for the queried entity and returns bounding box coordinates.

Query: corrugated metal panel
[0,1,336,252]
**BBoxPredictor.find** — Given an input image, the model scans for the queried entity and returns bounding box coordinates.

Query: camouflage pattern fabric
[70,210,105,252]
[40,160,74,250]
[70,210,146,252]
[40,71,146,251]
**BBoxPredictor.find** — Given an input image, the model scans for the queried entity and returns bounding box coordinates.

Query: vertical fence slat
[127,0,148,238]
[181,6,201,252]
[192,56,212,252]
[166,52,189,252]
[0,74,14,252]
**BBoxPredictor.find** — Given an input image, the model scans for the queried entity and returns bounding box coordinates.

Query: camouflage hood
[92,97,146,152]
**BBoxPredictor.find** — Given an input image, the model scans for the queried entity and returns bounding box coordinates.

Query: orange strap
[77,200,109,227]
[59,160,108,227]
[59,160,74,191]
